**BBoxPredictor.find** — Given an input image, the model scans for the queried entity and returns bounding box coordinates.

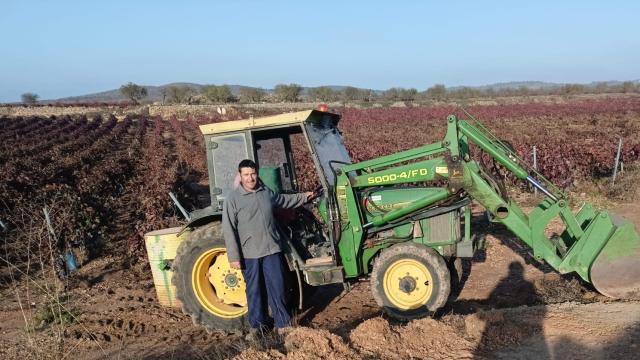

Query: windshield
[305,119,351,185]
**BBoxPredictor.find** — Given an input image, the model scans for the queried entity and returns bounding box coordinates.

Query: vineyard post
[43,207,57,241]
[612,138,623,186]
[533,145,537,196]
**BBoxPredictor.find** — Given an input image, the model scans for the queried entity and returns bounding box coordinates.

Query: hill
[46,80,640,103]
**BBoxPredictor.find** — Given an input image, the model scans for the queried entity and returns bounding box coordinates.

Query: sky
[1,0,639,102]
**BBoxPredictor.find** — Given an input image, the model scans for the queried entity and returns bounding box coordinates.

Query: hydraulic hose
[526,176,558,202]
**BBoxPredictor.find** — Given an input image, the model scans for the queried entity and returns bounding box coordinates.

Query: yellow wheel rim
[382,258,434,310]
[192,248,248,318]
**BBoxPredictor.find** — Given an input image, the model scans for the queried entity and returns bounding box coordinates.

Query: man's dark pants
[242,252,291,329]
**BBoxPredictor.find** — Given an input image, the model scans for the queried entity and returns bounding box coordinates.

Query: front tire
[370,242,451,320]
[172,223,249,331]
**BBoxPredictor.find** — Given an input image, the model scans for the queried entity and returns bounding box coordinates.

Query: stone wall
[0,105,142,118]
[0,102,345,119]
[3,94,637,119]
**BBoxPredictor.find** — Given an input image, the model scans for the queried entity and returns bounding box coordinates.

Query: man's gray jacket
[222,184,307,262]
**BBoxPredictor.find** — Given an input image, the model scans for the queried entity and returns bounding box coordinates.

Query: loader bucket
[589,214,640,299]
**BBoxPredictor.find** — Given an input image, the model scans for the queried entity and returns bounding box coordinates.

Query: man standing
[222,159,313,336]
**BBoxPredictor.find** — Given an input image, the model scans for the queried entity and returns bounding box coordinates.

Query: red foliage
[1,99,639,265]
[338,99,640,186]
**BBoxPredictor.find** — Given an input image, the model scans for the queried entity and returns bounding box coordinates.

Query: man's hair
[238,159,257,172]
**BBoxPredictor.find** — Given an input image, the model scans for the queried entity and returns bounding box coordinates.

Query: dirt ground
[1,198,638,359]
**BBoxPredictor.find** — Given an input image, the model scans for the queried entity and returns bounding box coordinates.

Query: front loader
[145,109,640,331]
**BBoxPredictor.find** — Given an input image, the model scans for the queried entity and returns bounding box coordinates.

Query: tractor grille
[427,211,460,243]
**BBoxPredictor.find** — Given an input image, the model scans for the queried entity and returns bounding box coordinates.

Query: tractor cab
[200,110,351,212]
[191,109,350,284]
[197,109,349,212]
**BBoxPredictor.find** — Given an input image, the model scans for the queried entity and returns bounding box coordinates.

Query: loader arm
[453,116,640,299]
[336,115,640,299]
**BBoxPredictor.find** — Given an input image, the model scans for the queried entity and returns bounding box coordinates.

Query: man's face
[239,167,258,191]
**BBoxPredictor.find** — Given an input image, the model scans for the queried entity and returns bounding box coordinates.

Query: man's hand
[230,261,241,270]
[304,191,315,202]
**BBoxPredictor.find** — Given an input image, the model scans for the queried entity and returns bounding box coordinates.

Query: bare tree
[21,92,39,105]
[450,87,480,99]
[167,86,196,104]
[342,86,360,102]
[274,83,302,102]
[561,84,585,95]
[383,87,417,101]
[119,82,148,104]
[202,85,235,103]
[424,84,447,100]
[403,88,418,101]
[239,87,266,103]
[594,82,610,93]
[308,86,335,101]
[621,81,636,93]
[160,88,168,105]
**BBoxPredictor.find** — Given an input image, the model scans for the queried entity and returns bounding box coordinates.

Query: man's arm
[271,189,313,209]
[221,195,242,266]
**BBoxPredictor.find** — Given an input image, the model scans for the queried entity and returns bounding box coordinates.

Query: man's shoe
[245,328,260,341]
[276,326,293,336]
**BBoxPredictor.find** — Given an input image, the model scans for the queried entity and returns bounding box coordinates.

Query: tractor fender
[177,211,222,236]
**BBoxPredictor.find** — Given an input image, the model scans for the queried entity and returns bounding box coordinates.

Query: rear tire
[172,223,249,331]
[370,242,450,321]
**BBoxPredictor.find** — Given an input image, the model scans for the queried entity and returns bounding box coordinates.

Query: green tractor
[147,109,640,331]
